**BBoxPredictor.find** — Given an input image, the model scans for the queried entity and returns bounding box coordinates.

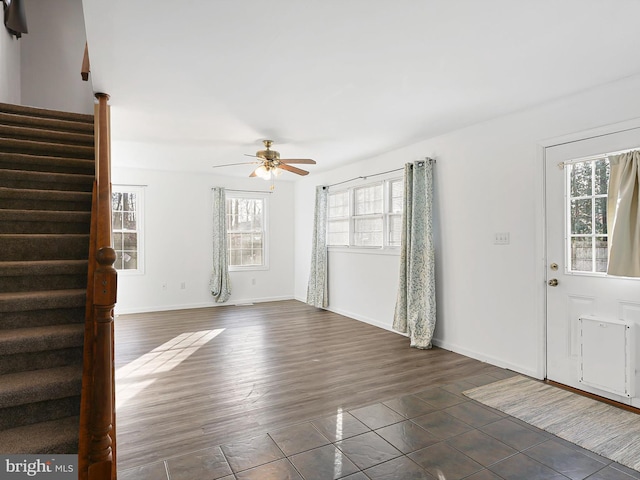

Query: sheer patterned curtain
[393,160,436,349]
[210,187,231,302]
[307,186,329,308]
[607,150,640,277]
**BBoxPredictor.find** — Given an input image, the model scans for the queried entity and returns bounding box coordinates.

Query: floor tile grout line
[124,371,640,479]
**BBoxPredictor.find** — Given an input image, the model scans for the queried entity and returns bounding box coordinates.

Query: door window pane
[570,162,592,197]
[594,158,609,195]
[595,197,607,234]
[595,237,608,273]
[571,199,592,235]
[571,237,593,272]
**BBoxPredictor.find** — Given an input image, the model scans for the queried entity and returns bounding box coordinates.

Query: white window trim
[226,192,269,272]
[327,176,402,254]
[112,184,145,275]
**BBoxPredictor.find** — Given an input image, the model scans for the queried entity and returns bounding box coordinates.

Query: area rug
[463,375,640,472]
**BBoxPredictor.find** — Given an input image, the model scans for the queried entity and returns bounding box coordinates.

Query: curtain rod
[325,158,435,189]
[557,147,640,168]
[219,188,273,194]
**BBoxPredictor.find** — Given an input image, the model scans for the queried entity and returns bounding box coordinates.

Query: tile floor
[118,373,640,480]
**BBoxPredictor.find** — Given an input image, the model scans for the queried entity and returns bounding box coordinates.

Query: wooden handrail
[79,93,117,480]
[81,43,90,81]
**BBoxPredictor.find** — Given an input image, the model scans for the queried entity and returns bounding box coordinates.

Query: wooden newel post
[88,247,117,476]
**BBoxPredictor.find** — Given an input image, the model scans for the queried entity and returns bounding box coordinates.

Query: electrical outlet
[180,282,186,290]
[494,232,510,245]
[251,278,256,286]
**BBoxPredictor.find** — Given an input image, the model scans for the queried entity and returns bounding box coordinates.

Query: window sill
[328,246,400,256]
[229,265,270,272]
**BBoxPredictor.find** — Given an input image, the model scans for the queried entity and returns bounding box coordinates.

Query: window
[566,157,609,273]
[327,177,403,250]
[226,195,268,269]
[112,186,144,272]
[327,191,349,246]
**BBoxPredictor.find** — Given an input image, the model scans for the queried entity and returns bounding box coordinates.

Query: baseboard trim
[432,338,540,379]
[114,295,295,315]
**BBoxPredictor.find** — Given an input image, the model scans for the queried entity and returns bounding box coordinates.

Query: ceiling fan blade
[212,161,259,169]
[279,163,309,176]
[279,159,316,165]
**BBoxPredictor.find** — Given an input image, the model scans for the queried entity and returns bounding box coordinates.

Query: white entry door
[545,128,640,408]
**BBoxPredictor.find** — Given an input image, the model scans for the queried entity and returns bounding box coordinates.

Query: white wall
[112,164,295,314]
[20,0,94,113]
[294,74,640,379]
[0,24,21,103]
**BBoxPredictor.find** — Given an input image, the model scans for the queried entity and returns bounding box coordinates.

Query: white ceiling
[82,0,640,176]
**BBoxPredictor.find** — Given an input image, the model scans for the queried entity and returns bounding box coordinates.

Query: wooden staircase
[0,103,94,453]
[0,98,117,480]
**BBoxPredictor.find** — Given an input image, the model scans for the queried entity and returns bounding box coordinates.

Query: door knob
[548,278,558,287]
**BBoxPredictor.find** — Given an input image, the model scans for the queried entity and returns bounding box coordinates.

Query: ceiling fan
[212,140,316,180]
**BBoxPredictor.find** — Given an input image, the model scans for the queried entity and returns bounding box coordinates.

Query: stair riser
[0,291,86,315]
[0,112,93,135]
[0,220,90,234]
[0,138,94,159]
[0,307,85,330]
[0,396,81,431]
[0,178,92,192]
[0,273,87,293]
[0,235,89,261]
[0,125,93,147]
[0,102,93,454]
[0,196,91,211]
[0,348,83,376]
[0,102,93,123]
[0,377,82,410]
[0,153,94,175]
[0,175,93,192]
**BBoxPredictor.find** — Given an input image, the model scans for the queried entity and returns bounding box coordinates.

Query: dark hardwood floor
[114,300,505,470]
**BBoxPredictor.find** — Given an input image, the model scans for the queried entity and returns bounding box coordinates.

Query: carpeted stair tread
[0,124,93,146]
[0,324,84,355]
[0,259,87,276]
[0,102,93,123]
[0,395,80,430]
[0,289,86,314]
[0,415,79,454]
[0,186,91,211]
[0,151,94,174]
[0,210,90,234]
[1,308,85,330]
[0,348,83,376]
[0,168,93,191]
[0,233,89,261]
[0,101,94,457]
[0,136,94,159]
[0,111,93,134]
[0,260,87,293]
[0,364,82,409]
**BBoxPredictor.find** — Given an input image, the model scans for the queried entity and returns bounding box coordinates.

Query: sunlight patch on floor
[116,329,225,409]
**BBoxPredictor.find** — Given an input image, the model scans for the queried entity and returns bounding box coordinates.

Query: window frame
[111,185,145,275]
[225,193,269,272]
[327,176,403,253]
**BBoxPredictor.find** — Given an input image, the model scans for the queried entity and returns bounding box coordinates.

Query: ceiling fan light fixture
[255,165,270,179]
